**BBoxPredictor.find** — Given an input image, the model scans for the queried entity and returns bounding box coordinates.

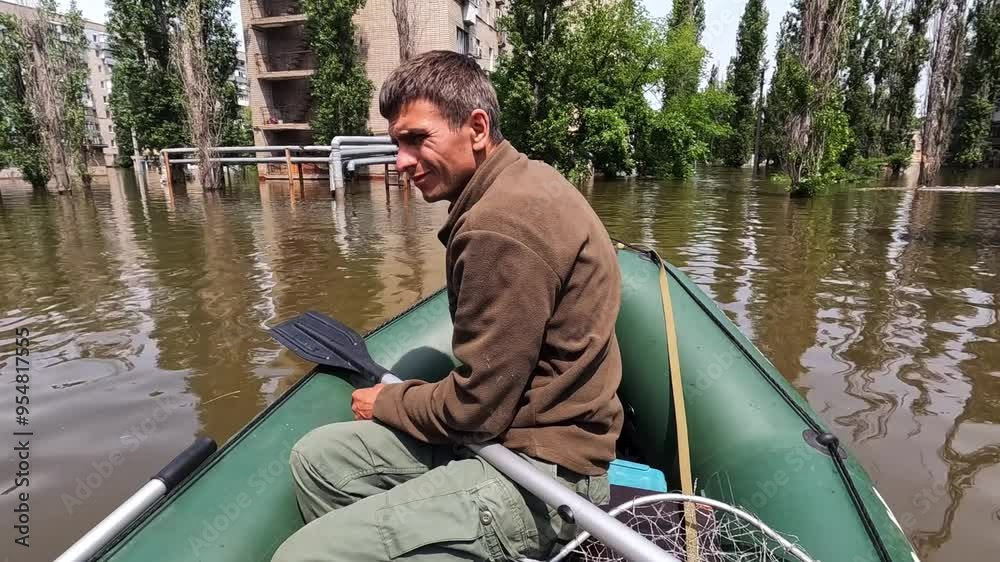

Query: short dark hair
[379,50,504,144]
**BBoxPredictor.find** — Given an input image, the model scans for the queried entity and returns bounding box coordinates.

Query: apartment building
[235,50,250,107]
[0,0,118,167]
[240,0,505,177]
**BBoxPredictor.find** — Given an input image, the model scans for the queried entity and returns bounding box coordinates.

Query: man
[272,50,623,562]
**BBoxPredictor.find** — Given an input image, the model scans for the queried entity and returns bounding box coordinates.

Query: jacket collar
[437,140,522,246]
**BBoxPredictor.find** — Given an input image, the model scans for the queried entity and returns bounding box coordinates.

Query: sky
[61,0,793,76]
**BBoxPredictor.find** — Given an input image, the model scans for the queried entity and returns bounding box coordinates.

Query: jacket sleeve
[373,229,560,444]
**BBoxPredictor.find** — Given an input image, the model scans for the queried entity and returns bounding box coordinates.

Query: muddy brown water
[0,167,998,561]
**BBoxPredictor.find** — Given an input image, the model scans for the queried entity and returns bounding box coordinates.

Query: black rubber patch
[803,429,847,459]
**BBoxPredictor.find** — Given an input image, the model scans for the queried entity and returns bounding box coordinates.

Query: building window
[103,95,107,103]
[488,46,494,71]
[456,27,469,55]
[475,37,481,58]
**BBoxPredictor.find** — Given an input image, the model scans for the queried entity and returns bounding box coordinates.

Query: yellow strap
[659,258,700,561]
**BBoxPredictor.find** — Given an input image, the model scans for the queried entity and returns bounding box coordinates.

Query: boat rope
[654,249,701,562]
[615,239,893,562]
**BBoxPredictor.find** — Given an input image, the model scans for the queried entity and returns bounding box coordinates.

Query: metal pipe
[379,374,676,562]
[169,157,288,164]
[331,149,343,193]
[161,146,309,154]
[292,157,333,163]
[339,145,397,154]
[347,155,398,171]
[330,135,392,146]
[328,136,394,193]
[54,481,167,562]
[55,438,217,562]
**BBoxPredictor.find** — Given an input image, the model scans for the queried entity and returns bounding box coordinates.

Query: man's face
[389,99,478,203]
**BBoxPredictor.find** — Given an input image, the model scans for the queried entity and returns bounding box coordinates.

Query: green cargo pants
[271,420,609,561]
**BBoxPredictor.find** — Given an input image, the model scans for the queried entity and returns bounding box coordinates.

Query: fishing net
[546,493,816,562]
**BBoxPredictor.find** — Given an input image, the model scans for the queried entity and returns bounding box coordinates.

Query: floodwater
[1,167,998,561]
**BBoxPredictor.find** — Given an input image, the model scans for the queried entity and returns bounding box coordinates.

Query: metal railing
[259,104,312,125]
[249,0,303,19]
[159,137,398,192]
[254,50,314,73]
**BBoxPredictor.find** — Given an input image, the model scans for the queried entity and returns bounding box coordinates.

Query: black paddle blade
[269,311,388,386]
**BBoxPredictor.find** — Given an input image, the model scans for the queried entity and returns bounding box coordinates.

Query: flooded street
[1,168,999,561]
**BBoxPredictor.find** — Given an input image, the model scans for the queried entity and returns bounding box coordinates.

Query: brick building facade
[240,0,505,177]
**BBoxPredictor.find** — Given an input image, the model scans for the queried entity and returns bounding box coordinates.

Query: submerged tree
[200,0,245,148]
[172,0,221,190]
[108,0,243,163]
[760,11,801,169]
[779,0,853,194]
[303,0,373,140]
[0,14,48,190]
[107,0,186,164]
[638,19,733,178]
[883,0,934,174]
[17,0,91,193]
[494,0,731,180]
[841,0,881,160]
[948,0,1000,168]
[720,0,768,167]
[493,0,573,168]
[920,0,970,182]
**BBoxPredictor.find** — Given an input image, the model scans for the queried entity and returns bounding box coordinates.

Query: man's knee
[288,421,378,485]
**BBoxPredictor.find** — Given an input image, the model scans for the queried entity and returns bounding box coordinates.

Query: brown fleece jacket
[373,140,624,476]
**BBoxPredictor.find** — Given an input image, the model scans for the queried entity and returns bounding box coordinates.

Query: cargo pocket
[472,478,533,561]
[376,490,485,559]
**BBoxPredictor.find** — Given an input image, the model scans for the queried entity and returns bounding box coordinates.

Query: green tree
[706,64,720,90]
[494,0,729,180]
[492,0,573,168]
[303,0,373,141]
[107,0,243,162]
[761,0,856,195]
[14,0,91,192]
[199,0,245,147]
[761,11,802,168]
[59,2,94,188]
[0,14,48,189]
[883,0,934,173]
[720,0,768,167]
[841,0,880,160]
[659,14,708,107]
[107,0,186,163]
[668,0,705,40]
[948,0,1000,167]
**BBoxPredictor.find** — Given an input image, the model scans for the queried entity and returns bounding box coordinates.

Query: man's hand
[351,383,385,420]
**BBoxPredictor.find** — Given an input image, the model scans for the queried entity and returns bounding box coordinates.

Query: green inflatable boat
[78,244,919,562]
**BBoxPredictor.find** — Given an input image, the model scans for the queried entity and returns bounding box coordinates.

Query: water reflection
[0,167,998,561]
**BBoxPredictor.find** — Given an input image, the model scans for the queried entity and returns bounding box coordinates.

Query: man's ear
[468,109,491,151]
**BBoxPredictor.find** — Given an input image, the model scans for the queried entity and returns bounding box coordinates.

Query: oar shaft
[54,480,167,562]
[55,437,216,562]
[380,374,678,562]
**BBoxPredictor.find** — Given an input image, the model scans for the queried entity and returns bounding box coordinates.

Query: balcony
[254,50,315,78]
[250,0,306,28]
[259,105,312,130]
